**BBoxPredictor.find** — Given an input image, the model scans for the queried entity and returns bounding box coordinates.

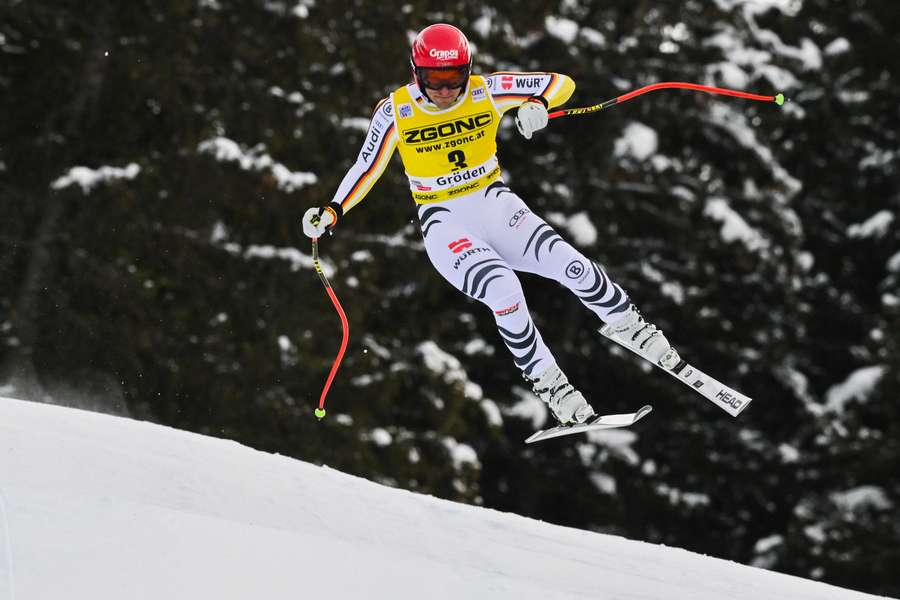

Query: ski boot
[527,364,596,425]
[600,304,681,369]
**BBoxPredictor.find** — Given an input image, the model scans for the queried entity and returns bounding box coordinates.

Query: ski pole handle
[548,82,785,120]
[311,237,350,420]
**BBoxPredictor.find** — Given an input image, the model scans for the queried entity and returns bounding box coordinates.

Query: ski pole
[548,82,785,120]
[310,236,349,420]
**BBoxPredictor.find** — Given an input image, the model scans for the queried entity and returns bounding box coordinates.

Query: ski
[525,405,652,444]
[599,328,752,417]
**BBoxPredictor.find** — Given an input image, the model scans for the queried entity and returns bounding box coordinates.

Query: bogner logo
[565,260,585,279]
[403,112,493,144]
[429,48,459,60]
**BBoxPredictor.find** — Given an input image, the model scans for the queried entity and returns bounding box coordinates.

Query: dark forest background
[2,1,898,595]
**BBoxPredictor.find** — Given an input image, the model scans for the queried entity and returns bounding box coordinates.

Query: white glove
[515,98,549,139]
[302,206,337,239]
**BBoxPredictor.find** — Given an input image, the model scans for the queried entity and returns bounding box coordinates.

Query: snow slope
[0,397,890,600]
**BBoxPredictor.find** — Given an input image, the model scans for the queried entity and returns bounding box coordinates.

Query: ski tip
[774,93,785,106]
[314,407,327,420]
[732,397,753,417]
[524,431,543,444]
[636,404,653,419]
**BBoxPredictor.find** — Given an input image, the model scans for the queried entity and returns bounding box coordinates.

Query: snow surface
[197,136,317,192]
[823,365,886,413]
[545,16,579,44]
[847,210,894,239]
[830,486,893,512]
[0,396,891,600]
[704,196,771,253]
[210,220,336,277]
[614,121,659,161]
[545,211,599,246]
[51,163,141,193]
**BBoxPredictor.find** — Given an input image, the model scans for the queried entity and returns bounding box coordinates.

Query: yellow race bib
[391,76,502,203]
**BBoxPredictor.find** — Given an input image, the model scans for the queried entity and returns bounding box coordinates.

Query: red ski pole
[548,82,784,120]
[311,236,349,420]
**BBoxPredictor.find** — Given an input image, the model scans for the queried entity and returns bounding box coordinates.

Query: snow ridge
[0,397,888,600]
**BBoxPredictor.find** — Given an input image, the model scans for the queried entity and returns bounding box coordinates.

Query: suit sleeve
[327,98,398,216]
[485,72,576,115]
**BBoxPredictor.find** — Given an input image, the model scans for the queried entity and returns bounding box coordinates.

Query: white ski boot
[528,364,596,425]
[600,304,681,369]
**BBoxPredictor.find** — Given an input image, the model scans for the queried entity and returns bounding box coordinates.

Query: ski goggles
[415,65,470,90]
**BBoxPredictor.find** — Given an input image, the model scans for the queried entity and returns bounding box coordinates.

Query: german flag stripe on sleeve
[487,72,574,111]
[337,121,396,211]
[540,73,558,97]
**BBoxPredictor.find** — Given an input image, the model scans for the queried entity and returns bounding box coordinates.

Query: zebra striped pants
[417,181,631,378]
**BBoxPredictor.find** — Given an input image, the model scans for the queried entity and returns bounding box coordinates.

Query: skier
[303,23,681,426]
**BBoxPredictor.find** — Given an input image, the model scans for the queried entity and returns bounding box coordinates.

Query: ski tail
[666,359,752,417]
[599,328,752,417]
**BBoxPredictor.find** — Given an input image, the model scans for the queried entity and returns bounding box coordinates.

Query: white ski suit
[327,72,630,377]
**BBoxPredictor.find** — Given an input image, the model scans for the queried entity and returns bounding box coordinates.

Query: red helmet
[411,24,471,68]
[411,24,472,94]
